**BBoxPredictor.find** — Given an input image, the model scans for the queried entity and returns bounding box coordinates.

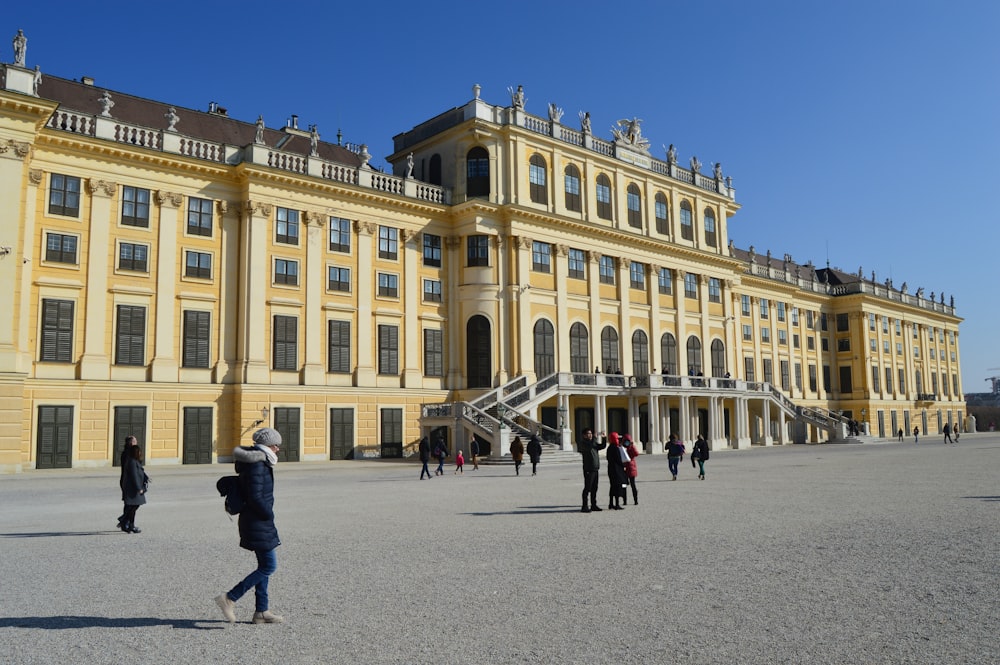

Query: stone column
[353,221,376,386]
[762,399,773,445]
[302,211,326,384]
[494,234,509,384]
[237,200,273,384]
[79,179,117,380]
[216,201,240,383]
[647,391,660,454]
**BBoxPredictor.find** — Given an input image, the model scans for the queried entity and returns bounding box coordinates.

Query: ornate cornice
[400,228,421,245]
[305,211,324,226]
[353,220,375,236]
[86,178,116,197]
[0,139,31,160]
[516,236,532,251]
[156,190,183,207]
[555,244,569,257]
[237,200,272,217]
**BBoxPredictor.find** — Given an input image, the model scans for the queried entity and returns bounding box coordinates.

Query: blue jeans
[229,547,277,612]
[668,456,680,477]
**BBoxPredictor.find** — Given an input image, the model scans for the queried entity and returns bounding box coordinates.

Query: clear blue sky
[7,1,999,392]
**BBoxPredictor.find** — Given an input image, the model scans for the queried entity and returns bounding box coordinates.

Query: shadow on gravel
[462,505,580,516]
[962,496,1000,502]
[0,531,115,538]
[0,616,226,630]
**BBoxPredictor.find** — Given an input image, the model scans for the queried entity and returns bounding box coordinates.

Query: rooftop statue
[99,90,115,118]
[547,103,563,123]
[579,111,591,134]
[690,155,702,173]
[666,143,677,165]
[12,29,26,67]
[164,107,179,132]
[508,84,525,109]
[32,65,41,96]
[611,118,650,152]
[254,116,265,144]
[309,125,319,157]
[714,162,723,180]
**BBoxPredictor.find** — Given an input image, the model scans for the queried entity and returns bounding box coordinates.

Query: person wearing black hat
[216,427,284,625]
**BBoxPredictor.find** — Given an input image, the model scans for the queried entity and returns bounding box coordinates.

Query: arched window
[631,330,649,376]
[466,147,489,198]
[711,339,725,377]
[600,327,620,373]
[704,208,716,247]
[680,200,693,240]
[429,154,442,186]
[660,333,678,375]
[564,164,581,212]
[626,184,642,228]
[569,322,589,373]
[686,335,702,374]
[596,174,612,220]
[466,315,491,388]
[533,319,555,378]
[654,192,669,235]
[529,154,547,204]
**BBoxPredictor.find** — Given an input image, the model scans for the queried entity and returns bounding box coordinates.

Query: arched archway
[711,339,725,377]
[533,318,555,377]
[686,335,702,375]
[570,322,589,373]
[466,315,492,388]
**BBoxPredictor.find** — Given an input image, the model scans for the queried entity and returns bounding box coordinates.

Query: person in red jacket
[622,433,641,505]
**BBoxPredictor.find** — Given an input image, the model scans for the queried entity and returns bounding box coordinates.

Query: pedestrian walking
[692,434,709,480]
[527,432,542,476]
[897,428,903,442]
[605,432,628,510]
[470,436,480,470]
[954,424,960,442]
[577,428,607,513]
[666,433,685,480]
[120,444,147,533]
[434,435,448,476]
[622,433,640,505]
[510,436,525,476]
[216,427,284,625]
[913,426,919,443]
[418,437,432,480]
[454,450,465,474]
[117,434,138,530]
[943,423,953,444]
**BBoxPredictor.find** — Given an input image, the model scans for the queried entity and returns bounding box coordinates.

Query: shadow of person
[0,616,227,630]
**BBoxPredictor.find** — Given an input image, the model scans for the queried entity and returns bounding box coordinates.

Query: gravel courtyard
[1,435,997,665]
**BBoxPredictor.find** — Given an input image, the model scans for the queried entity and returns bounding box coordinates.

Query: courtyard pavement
[1,435,997,664]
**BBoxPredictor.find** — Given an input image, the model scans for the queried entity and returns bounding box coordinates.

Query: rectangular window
[742,295,751,316]
[941,372,949,397]
[793,334,800,349]
[378,226,398,260]
[778,330,787,345]
[885,367,893,393]
[275,207,300,245]
[626,189,641,228]
[822,338,829,352]
[529,160,547,203]
[839,366,853,392]
[330,408,354,460]
[838,337,851,352]
[836,314,849,331]
[565,171,581,212]
[328,266,350,292]
[807,336,815,350]
[897,342,903,356]
[272,315,298,370]
[596,180,612,219]
[424,329,443,377]
[869,313,876,331]
[532,241,552,273]
[882,317,889,334]
[872,366,881,393]
[792,308,799,326]
[274,258,299,286]
[121,186,150,227]
[742,324,752,341]
[870,339,877,352]
[777,302,786,322]
[744,357,755,382]
[759,298,769,319]
[378,324,399,375]
[883,340,890,354]
[45,233,78,264]
[39,299,74,362]
[809,364,818,392]
[684,273,698,299]
[115,304,146,366]
[899,368,906,394]
[48,174,81,216]
[629,262,645,289]
[327,319,351,373]
[467,235,489,267]
[952,374,958,396]
[823,365,831,391]
[329,217,351,252]
[187,197,213,236]
[821,313,828,331]
[658,268,672,295]
[807,310,815,329]
[568,248,586,279]
[377,273,399,298]
[380,408,403,456]
[896,320,902,335]
[184,250,211,279]
[423,233,441,267]
[113,406,147,466]
[708,278,721,303]
[182,310,211,368]
[599,256,615,285]
[914,346,920,358]
[913,323,918,338]
[36,405,74,469]
[761,327,771,343]
[118,242,148,272]
[423,279,442,302]
[654,198,668,234]
[763,358,773,384]
[680,205,693,240]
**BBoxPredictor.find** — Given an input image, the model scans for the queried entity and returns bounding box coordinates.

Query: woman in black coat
[605,432,628,510]
[527,433,543,476]
[120,445,147,533]
[692,435,710,480]
[418,437,432,480]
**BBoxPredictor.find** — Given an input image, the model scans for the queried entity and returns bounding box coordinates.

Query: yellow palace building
[0,37,964,472]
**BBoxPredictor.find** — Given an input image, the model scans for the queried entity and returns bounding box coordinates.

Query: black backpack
[216,475,245,515]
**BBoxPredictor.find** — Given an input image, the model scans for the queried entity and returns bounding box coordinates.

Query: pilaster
[79,179,117,380]
[216,200,239,382]
[354,220,376,386]
[401,229,422,387]
[302,211,325,384]
[238,199,273,384]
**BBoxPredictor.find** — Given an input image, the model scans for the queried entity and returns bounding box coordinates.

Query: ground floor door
[182,407,213,464]
[273,407,301,462]
[113,406,147,466]
[330,408,355,460]
[36,405,73,469]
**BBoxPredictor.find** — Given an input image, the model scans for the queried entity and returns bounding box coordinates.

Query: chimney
[82,76,94,86]
[291,114,299,130]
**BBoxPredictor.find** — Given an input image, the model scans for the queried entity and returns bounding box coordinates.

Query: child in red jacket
[454,450,465,474]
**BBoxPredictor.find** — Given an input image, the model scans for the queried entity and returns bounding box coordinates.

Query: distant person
[527,433,542,476]
[954,424,960,442]
[469,436,480,470]
[913,426,920,443]
[510,436,525,476]
[577,427,606,513]
[605,432,628,510]
[622,433,641,505]
[943,423,952,444]
[216,427,284,625]
[120,444,147,533]
[692,434,710,480]
[418,437,432,480]
[666,433,685,481]
[897,428,904,442]
[434,436,448,476]
[454,450,465,474]
[117,435,138,530]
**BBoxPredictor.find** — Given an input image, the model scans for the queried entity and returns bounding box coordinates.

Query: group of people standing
[418,432,545,479]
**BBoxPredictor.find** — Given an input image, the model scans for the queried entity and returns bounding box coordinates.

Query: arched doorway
[467,315,492,388]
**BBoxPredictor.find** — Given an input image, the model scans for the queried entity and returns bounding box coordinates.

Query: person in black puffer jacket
[692,434,710,480]
[215,428,284,625]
